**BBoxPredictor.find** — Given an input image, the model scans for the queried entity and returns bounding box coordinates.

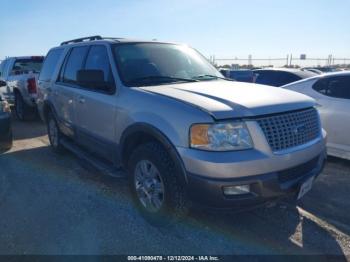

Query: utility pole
[290,54,293,67]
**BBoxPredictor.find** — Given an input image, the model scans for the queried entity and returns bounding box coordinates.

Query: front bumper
[186,151,326,208]
[0,113,13,151]
[178,127,327,208]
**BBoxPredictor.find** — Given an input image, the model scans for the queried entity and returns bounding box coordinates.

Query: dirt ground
[0,118,349,257]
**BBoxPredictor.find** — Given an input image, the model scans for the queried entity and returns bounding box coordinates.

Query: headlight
[190,122,253,151]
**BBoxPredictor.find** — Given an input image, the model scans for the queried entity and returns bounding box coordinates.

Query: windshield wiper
[128,76,199,86]
[192,74,235,81]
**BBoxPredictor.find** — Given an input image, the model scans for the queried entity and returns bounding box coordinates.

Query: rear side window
[39,49,63,82]
[255,71,278,86]
[62,46,89,84]
[327,76,350,99]
[312,78,328,95]
[255,71,300,86]
[313,76,350,99]
[85,45,115,92]
[277,72,300,86]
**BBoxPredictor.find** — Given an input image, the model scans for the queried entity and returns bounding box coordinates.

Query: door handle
[78,97,85,104]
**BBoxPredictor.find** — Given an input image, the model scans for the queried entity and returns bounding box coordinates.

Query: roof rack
[60,36,122,46]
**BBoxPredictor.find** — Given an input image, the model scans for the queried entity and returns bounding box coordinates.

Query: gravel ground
[0,118,349,257]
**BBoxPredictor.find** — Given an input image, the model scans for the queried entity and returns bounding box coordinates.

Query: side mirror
[0,80,6,87]
[77,69,105,88]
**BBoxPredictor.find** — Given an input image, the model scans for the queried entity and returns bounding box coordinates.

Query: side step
[61,138,126,178]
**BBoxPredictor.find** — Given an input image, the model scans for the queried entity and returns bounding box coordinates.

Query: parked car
[37,36,326,223]
[219,69,254,82]
[0,83,13,152]
[253,68,317,87]
[316,67,339,73]
[0,56,44,120]
[283,72,350,160]
[302,68,324,75]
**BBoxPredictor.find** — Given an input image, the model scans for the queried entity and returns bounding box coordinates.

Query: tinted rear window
[254,70,280,86]
[255,70,308,86]
[39,49,63,82]
[229,71,254,82]
[12,57,44,75]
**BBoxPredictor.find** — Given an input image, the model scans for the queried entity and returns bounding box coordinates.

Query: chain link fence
[210,55,350,68]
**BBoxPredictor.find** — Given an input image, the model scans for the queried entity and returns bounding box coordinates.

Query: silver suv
[37,36,327,222]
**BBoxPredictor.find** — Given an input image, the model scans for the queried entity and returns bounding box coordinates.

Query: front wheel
[128,142,189,225]
[46,111,65,153]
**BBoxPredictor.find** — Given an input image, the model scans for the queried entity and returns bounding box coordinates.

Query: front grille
[257,108,321,152]
[278,156,319,183]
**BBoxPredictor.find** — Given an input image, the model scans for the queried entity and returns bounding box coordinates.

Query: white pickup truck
[0,56,44,120]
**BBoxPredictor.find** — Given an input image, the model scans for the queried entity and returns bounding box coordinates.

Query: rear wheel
[46,111,65,153]
[128,142,189,225]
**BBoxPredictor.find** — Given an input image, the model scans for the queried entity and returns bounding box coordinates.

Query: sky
[0,0,349,66]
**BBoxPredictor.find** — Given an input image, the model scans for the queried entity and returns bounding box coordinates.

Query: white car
[283,72,350,160]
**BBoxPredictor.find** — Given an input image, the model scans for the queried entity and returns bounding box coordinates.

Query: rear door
[37,48,64,118]
[311,75,350,157]
[54,46,89,137]
[74,44,118,163]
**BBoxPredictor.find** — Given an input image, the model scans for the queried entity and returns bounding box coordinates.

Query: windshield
[113,43,222,86]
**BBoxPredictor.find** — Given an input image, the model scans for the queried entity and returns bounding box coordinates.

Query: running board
[60,138,126,178]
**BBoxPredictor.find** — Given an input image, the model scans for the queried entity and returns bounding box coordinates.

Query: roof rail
[60,35,103,46]
[60,36,124,46]
[102,37,124,41]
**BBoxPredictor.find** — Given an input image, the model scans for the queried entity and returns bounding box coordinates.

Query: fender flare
[42,100,58,122]
[120,123,189,183]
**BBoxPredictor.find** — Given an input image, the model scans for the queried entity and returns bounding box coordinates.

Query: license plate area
[297,176,314,200]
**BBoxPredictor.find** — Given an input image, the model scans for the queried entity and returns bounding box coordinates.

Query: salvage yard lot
[0,117,349,256]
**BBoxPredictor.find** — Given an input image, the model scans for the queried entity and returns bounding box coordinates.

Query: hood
[140,80,315,119]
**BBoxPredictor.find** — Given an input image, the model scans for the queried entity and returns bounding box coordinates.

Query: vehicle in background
[253,68,317,87]
[283,72,350,160]
[0,85,13,152]
[38,36,326,224]
[316,67,340,73]
[219,69,254,82]
[302,68,324,75]
[0,56,44,120]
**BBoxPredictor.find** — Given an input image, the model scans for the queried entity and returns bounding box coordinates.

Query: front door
[74,45,118,163]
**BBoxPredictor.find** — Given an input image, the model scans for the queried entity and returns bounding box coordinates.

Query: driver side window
[313,76,350,99]
[84,45,115,93]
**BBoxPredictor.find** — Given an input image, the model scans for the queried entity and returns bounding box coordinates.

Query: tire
[0,127,13,153]
[14,92,36,121]
[46,111,65,153]
[128,142,189,226]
